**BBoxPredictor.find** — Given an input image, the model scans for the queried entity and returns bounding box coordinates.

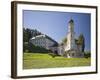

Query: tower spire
[68,18,74,33]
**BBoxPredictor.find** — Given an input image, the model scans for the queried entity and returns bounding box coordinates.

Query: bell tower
[65,19,76,51]
[68,19,74,33]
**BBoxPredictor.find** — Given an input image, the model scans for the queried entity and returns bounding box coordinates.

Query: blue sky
[23,10,91,51]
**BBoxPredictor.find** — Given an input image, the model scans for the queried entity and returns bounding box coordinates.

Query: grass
[23,53,91,69]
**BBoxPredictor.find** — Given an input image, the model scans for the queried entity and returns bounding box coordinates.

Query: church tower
[65,19,76,51]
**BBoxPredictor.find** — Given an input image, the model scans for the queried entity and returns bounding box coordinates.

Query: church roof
[30,34,58,45]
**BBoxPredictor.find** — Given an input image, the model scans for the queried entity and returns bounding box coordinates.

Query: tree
[84,51,91,58]
[78,34,85,52]
[23,28,45,52]
[32,29,42,37]
[23,28,28,42]
[25,28,33,42]
[23,28,42,42]
[62,37,67,44]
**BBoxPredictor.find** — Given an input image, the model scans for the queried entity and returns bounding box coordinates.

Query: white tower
[65,19,76,51]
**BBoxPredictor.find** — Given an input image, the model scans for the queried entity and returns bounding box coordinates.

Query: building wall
[58,45,64,56]
[45,38,55,49]
[30,35,57,50]
[65,32,76,51]
[30,36,46,48]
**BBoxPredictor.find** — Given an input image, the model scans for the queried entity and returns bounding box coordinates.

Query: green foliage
[23,42,51,53]
[32,29,42,37]
[78,34,85,52]
[62,37,67,43]
[23,28,32,42]
[60,37,67,45]
[30,44,51,53]
[84,51,91,58]
[23,53,91,69]
[23,28,50,53]
[48,52,60,58]
[23,28,42,42]
[63,51,68,57]
[23,42,29,52]
[25,49,29,53]
[48,53,56,58]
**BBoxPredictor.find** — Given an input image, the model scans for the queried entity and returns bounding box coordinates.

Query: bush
[84,51,91,58]
[48,53,56,58]
[63,51,68,57]
[25,49,29,53]
[23,42,52,53]
[23,42,29,52]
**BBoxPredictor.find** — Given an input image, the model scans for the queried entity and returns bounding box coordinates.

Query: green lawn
[23,53,91,69]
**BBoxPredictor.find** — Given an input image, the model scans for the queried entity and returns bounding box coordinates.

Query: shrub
[84,51,91,58]
[25,49,29,53]
[23,42,52,53]
[48,53,56,58]
[63,51,68,57]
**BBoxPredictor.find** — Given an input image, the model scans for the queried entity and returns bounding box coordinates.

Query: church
[58,19,84,58]
[29,18,84,58]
